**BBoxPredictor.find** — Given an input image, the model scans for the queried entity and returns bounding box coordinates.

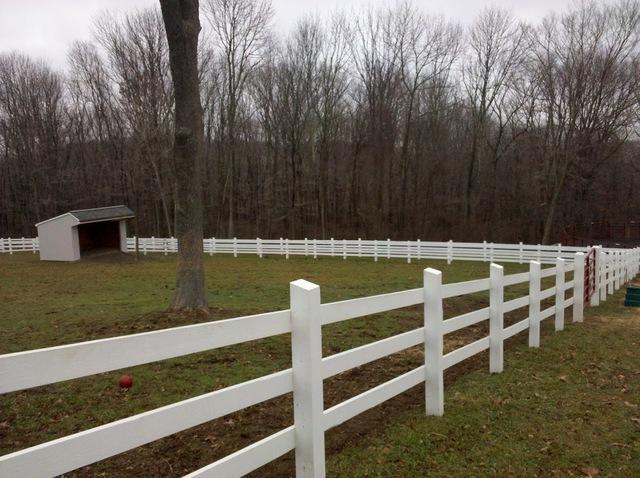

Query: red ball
[119,374,133,389]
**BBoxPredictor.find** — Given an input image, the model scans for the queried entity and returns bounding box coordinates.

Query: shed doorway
[78,221,121,256]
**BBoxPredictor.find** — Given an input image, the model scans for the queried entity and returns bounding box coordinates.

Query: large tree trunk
[159,0,208,311]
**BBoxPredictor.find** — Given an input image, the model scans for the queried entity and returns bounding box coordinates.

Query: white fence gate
[1,246,638,477]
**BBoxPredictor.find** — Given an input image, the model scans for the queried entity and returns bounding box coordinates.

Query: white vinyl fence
[1,248,638,478]
[125,236,634,265]
[3,235,637,267]
[0,237,38,254]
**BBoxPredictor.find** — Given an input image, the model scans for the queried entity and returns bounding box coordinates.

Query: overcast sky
[0,0,583,69]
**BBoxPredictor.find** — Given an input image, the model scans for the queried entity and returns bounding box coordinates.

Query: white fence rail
[4,236,638,268]
[126,236,634,265]
[1,248,638,477]
[0,237,38,254]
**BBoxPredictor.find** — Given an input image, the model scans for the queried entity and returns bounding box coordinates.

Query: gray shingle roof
[69,205,135,223]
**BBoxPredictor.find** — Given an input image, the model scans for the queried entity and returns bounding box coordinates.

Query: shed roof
[35,205,134,227]
[70,205,135,223]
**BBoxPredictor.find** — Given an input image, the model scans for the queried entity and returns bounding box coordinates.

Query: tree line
[1,0,640,244]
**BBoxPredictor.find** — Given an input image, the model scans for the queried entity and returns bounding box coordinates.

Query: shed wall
[119,220,127,252]
[37,215,80,261]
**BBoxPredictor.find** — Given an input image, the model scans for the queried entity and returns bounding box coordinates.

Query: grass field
[328,293,640,477]
[0,253,637,477]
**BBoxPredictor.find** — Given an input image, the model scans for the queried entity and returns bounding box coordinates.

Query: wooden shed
[35,206,134,261]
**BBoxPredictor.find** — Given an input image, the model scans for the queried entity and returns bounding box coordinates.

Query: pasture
[0,253,637,476]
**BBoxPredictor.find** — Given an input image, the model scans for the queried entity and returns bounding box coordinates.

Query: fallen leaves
[581,466,599,477]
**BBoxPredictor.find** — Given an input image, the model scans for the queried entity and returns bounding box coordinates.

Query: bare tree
[159,0,208,311]
[348,6,402,236]
[462,7,529,226]
[95,9,175,236]
[393,2,461,229]
[530,0,640,243]
[203,0,273,237]
[3,0,640,247]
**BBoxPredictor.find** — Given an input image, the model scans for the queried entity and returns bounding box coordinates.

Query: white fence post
[518,242,523,264]
[358,238,362,258]
[290,279,326,478]
[280,237,284,256]
[489,263,504,373]
[313,239,317,259]
[555,258,565,332]
[387,238,391,259]
[447,240,453,265]
[209,237,214,256]
[600,252,608,302]
[163,238,168,256]
[286,239,290,260]
[424,268,444,416]
[258,238,263,258]
[407,240,411,264]
[608,253,614,295]
[374,240,378,262]
[417,239,421,260]
[142,238,147,255]
[615,251,622,290]
[528,261,541,347]
[233,237,237,258]
[573,252,584,323]
[592,247,601,306]
[32,238,37,253]
[489,243,494,263]
[600,253,607,301]
[305,238,308,257]
[537,244,541,262]
[330,238,334,257]
[482,240,487,262]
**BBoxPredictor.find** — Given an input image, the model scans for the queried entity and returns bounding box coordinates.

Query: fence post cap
[424,267,442,277]
[290,279,319,291]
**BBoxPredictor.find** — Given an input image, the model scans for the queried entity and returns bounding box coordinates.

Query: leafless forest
[1,0,640,243]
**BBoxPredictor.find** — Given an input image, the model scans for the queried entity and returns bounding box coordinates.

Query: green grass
[0,253,523,466]
[0,253,520,353]
[328,287,640,477]
[0,252,634,477]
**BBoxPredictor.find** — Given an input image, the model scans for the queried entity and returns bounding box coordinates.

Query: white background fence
[0,237,38,254]
[124,236,635,266]
[1,246,638,477]
[3,236,636,267]
[127,236,597,264]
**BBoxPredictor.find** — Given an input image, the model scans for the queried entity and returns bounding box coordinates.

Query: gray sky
[0,0,579,69]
